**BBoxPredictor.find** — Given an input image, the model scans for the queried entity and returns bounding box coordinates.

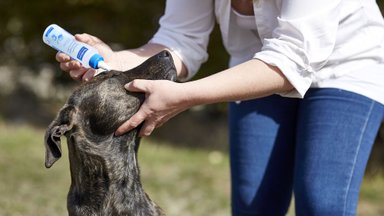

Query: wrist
[179,81,208,107]
[112,50,146,72]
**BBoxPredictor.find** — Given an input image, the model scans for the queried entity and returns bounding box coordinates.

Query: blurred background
[0,0,383,215]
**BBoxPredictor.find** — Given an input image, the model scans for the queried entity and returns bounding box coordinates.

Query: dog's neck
[66,131,163,216]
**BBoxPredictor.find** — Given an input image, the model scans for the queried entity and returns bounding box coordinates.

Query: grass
[0,123,383,216]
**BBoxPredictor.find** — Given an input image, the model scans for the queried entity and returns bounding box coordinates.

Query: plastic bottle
[43,24,111,71]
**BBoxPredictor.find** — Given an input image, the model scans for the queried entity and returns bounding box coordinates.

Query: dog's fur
[44,51,176,216]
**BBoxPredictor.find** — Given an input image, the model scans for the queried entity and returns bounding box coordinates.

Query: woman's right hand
[55,33,118,81]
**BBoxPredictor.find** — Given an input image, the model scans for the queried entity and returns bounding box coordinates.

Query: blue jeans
[229,88,384,216]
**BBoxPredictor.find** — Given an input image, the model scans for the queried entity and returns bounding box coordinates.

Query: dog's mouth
[168,71,177,82]
[155,50,177,81]
[94,50,177,82]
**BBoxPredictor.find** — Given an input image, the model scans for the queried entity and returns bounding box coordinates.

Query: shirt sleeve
[254,0,342,98]
[150,0,215,81]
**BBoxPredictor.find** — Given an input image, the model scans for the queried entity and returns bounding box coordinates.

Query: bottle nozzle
[97,61,111,71]
[93,61,112,77]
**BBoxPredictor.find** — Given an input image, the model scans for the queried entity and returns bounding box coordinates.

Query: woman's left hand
[115,79,190,137]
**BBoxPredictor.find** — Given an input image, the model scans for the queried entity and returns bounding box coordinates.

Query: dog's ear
[44,105,75,168]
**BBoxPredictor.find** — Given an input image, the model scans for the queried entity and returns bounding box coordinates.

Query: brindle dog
[44,51,176,216]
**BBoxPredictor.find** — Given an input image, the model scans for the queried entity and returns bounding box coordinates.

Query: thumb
[115,109,147,136]
[125,79,153,93]
[74,33,102,46]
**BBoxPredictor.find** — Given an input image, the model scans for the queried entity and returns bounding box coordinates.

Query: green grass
[0,123,383,216]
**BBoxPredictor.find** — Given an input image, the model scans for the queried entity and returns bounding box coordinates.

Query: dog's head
[44,51,176,168]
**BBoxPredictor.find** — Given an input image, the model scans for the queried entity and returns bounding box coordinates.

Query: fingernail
[83,73,93,82]
[141,130,151,137]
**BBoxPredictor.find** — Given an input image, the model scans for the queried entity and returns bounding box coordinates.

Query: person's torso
[215,0,384,104]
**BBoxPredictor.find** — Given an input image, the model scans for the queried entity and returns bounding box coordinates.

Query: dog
[44,51,176,216]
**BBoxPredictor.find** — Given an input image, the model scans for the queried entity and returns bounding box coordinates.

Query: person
[56,0,384,215]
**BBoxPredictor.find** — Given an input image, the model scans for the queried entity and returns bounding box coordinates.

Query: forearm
[115,58,293,137]
[183,59,294,105]
[115,43,188,79]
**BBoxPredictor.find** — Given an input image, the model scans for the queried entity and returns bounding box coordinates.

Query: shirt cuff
[150,28,208,82]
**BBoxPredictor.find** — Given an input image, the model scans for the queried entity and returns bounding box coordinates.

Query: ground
[0,123,383,216]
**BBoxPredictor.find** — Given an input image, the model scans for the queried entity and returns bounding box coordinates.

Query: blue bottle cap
[89,54,104,69]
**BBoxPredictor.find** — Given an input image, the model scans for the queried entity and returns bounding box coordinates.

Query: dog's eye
[84,113,117,137]
[89,114,106,135]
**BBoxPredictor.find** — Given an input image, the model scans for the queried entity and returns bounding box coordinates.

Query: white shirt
[150,0,384,104]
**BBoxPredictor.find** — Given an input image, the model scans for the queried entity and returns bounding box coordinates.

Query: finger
[69,68,88,80]
[139,121,156,137]
[124,79,152,93]
[60,60,81,72]
[75,33,102,46]
[82,70,96,81]
[56,52,71,62]
[115,111,147,136]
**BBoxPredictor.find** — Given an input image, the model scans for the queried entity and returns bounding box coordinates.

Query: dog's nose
[158,50,171,59]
